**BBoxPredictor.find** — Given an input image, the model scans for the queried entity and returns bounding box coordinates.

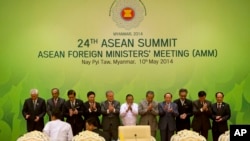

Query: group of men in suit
[22,88,120,140]
[22,88,231,141]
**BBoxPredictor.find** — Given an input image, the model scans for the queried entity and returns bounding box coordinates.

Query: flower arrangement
[170,129,207,141]
[72,130,105,141]
[17,130,49,141]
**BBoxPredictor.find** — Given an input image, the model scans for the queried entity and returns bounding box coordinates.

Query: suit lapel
[86,102,90,108]
[75,99,79,108]
[162,101,165,108]
[198,101,202,107]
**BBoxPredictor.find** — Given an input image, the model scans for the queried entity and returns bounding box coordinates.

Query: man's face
[216,93,224,103]
[164,94,172,103]
[85,122,94,131]
[179,92,187,101]
[52,89,59,99]
[106,92,114,102]
[146,93,154,103]
[199,96,206,102]
[68,94,76,102]
[126,96,134,104]
[88,94,95,103]
[31,93,38,100]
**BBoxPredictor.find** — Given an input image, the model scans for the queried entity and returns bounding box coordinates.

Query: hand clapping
[108,103,114,112]
[147,103,153,111]
[90,102,96,111]
[202,102,208,111]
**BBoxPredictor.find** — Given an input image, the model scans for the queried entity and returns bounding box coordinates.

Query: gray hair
[30,89,39,95]
[105,90,114,96]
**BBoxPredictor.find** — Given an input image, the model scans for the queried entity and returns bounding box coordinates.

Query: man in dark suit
[211,92,231,141]
[192,90,212,139]
[63,89,85,136]
[174,88,193,132]
[83,91,101,129]
[86,117,110,141]
[101,90,120,141]
[158,93,179,141]
[46,88,65,121]
[22,88,46,132]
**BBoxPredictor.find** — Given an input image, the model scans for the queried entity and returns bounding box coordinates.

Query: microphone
[134,134,137,141]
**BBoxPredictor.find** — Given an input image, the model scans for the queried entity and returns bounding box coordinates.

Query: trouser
[160,126,174,141]
[103,124,118,141]
[212,129,224,141]
[27,120,44,132]
[193,129,208,139]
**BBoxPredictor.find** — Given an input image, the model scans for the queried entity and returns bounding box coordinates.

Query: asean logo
[109,0,146,30]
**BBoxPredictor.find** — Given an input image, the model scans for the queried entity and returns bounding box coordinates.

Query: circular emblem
[111,0,145,30]
[121,7,135,21]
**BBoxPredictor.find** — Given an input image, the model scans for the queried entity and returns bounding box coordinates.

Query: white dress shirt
[43,119,73,141]
[120,103,138,126]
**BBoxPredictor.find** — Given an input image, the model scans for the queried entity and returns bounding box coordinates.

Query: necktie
[33,100,36,110]
[54,99,57,106]
[71,102,74,108]
[181,100,184,106]
[217,103,221,109]
[166,103,170,109]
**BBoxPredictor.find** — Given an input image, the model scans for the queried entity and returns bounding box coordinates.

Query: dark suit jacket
[63,99,85,128]
[192,100,212,131]
[211,102,231,132]
[84,101,101,128]
[46,97,65,120]
[92,129,111,141]
[174,98,193,130]
[158,102,179,131]
[100,100,120,130]
[22,97,46,131]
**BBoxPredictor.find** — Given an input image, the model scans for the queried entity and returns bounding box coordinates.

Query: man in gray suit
[158,93,179,141]
[46,88,65,121]
[138,90,159,137]
[101,90,120,141]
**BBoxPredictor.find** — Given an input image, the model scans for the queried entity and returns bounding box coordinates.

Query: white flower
[17,130,49,141]
[72,130,105,141]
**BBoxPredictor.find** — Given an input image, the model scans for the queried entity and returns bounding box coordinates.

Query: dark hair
[215,92,224,97]
[87,91,95,97]
[126,94,133,99]
[179,88,188,94]
[86,117,99,127]
[51,109,61,119]
[164,92,172,98]
[51,88,59,93]
[146,90,154,97]
[198,91,206,97]
[67,89,76,96]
